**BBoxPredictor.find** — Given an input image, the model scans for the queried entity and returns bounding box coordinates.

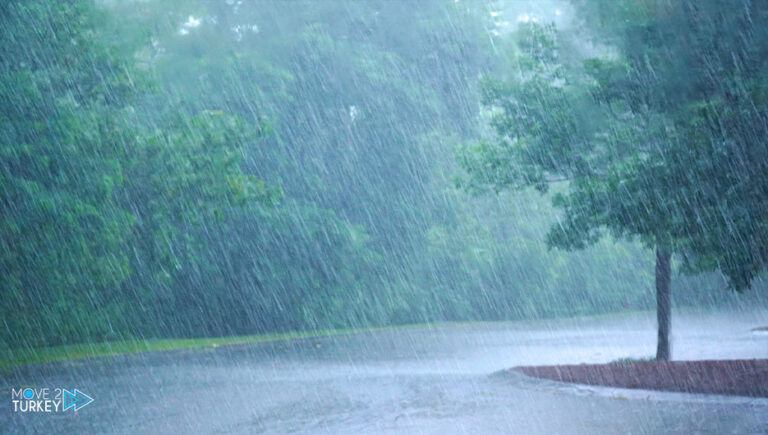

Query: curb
[492,369,768,406]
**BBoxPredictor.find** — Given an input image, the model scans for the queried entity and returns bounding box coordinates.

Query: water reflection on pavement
[2,310,767,434]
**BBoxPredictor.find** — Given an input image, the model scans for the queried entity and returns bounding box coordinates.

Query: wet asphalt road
[2,310,768,434]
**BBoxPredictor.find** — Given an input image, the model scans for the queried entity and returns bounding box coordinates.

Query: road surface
[3,310,768,434]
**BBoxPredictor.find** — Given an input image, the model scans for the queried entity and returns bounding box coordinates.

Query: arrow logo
[62,389,94,411]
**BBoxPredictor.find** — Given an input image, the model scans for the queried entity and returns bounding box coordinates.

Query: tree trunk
[655,246,672,361]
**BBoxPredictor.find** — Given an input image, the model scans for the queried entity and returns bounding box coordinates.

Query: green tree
[0,1,139,347]
[0,0,280,347]
[570,0,768,357]
[462,2,768,359]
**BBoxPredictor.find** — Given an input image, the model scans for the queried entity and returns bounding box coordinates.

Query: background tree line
[2,0,765,351]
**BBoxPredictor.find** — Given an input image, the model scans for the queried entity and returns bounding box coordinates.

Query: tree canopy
[460,0,768,359]
[2,0,765,352]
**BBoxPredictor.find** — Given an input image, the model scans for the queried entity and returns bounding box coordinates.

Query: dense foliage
[2,0,765,350]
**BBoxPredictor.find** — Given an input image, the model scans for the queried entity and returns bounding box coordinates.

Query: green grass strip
[0,326,390,374]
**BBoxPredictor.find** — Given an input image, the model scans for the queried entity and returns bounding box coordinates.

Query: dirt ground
[513,359,768,398]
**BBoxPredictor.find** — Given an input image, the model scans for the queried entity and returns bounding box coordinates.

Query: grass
[0,326,397,375]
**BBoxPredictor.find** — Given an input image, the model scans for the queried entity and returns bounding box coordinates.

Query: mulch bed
[512,359,768,398]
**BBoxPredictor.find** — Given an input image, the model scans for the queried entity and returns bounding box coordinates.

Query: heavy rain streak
[2,0,768,433]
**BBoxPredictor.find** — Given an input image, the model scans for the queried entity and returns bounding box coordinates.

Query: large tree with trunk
[461,0,768,360]
[571,0,768,357]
